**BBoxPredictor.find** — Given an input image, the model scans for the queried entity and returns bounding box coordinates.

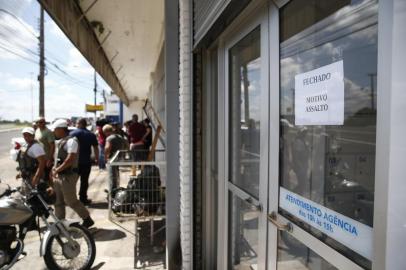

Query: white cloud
[0,87,35,121]
[0,1,106,121]
[6,77,33,90]
[65,47,94,77]
[0,85,90,121]
[0,72,93,121]
[0,0,32,17]
[48,19,66,39]
[0,2,38,61]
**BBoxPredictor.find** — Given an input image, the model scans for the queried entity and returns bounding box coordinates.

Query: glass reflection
[279,0,377,267]
[278,231,337,270]
[229,192,259,270]
[229,27,261,198]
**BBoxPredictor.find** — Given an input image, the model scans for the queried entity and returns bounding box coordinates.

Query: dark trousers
[78,163,92,201]
[131,144,147,161]
[44,166,52,183]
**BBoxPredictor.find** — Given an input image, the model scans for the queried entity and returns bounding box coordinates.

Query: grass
[0,123,26,131]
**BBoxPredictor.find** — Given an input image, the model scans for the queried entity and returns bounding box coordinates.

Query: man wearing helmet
[17,127,46,188]
[51,119,94,228]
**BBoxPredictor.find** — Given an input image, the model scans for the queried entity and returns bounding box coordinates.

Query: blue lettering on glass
[285,193,358,236]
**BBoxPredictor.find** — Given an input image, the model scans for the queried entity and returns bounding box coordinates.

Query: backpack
[111,165,164,215]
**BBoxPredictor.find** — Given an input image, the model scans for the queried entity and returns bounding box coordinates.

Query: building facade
[189,0,406,269]
[39,0,406,269]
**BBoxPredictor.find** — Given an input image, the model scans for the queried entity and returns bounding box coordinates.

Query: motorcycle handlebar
[0,187,19,198]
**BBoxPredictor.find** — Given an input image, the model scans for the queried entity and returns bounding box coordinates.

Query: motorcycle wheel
[44,223,96,270]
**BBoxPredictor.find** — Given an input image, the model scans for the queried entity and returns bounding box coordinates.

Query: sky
[0,0,111,122]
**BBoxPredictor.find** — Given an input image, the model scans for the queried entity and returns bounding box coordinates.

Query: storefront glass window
[228,27,261,270]
[228,192,259,269]
[229,27,261,199]
[277,231,337,270]
[279,0,377,268]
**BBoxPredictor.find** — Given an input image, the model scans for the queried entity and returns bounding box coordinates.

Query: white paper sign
[279,187,373,260]
[295,60,344,125]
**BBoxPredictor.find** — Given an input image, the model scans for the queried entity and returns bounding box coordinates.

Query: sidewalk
[15,168,166,270]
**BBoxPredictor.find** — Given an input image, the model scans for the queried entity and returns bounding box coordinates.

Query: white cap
[21,127,35,135]
[52,119,68,130]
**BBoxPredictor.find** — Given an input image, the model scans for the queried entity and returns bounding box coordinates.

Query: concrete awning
[39,0,164,106]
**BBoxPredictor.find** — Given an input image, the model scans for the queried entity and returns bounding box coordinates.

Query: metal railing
[108,150,166,268]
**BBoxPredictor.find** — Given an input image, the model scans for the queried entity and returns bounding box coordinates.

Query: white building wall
[149,44,167,149]
[179,0,193,268]
[123,100,145,122]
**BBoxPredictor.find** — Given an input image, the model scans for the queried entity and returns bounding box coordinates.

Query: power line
[46,61,94,87]
[0,8,38,40]
[0,13,105,95]
[0,37,95,89]
[0,22,64,69]
[0,38,39,58]
[45,64,95,88]
[0,43,93,91]
[0,43,37,64]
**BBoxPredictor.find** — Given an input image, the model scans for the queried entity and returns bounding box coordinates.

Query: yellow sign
[86,104,104,112]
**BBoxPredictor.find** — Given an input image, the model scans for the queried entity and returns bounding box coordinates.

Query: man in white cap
[51,119,94,228]
[17,127,46,187]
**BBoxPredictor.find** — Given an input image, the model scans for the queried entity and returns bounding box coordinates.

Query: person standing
[128,114,146,161]
[52,119,94,228]
[142,118,153,157]
[18,127,46,188]
[34,117,55,183]
[103,124,128,194]
[123,120,132,142]
[95,119,107,169]
[70,118,99,205]
[112,122,129,142]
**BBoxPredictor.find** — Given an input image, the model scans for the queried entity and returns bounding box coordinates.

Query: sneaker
[82,217,95,228]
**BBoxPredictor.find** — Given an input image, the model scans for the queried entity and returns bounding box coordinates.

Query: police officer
[17,127,46,188]
[51,119,94,228]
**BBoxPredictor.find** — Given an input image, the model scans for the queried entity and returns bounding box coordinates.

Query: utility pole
[94,69,97,119]
[38,7,45,117]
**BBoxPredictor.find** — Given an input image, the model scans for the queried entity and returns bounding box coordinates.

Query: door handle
[245,197,262,212]
[267,211,293,232]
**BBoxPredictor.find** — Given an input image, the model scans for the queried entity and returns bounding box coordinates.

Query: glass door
[267,1,378,270]
[222,4,270,270]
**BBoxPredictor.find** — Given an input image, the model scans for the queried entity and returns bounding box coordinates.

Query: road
[0,129,20,157]
[0,129,21,182]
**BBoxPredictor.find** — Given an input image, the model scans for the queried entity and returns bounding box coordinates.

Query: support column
[179,0,193,269]
[373,1,406,269]
[165,0,182,269]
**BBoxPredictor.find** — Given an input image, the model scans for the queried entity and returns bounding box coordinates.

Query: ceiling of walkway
[79,0,164,102]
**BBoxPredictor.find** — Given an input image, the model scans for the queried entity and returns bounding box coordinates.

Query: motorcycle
[0,179,96,269]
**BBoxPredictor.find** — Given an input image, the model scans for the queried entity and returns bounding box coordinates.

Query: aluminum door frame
[266,1,372,270]
[217,1,270,269]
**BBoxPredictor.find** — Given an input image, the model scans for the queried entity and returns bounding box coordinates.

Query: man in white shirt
[18,127,46,187]
[52,119,94,228]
